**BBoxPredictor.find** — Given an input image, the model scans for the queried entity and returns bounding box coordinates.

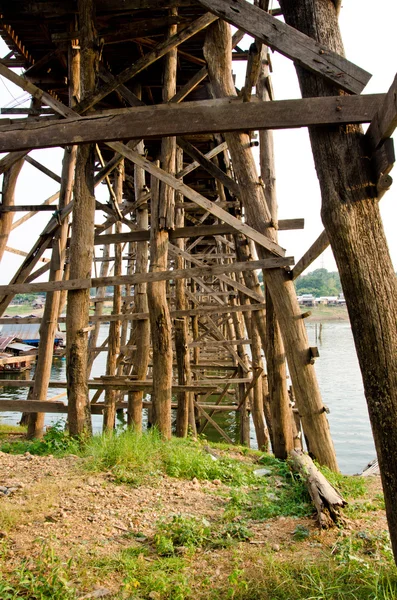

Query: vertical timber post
[280,0,397,562]
[257,45,294,459]
[128,139,150,431]
[66,0,98,436]
[103,163,123,431]
[174,146,192,437]
[204,20,338,470]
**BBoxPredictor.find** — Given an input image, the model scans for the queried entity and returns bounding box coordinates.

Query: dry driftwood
[290,449,347,528]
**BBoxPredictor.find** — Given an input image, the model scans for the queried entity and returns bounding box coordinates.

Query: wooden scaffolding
[0,0,397,555]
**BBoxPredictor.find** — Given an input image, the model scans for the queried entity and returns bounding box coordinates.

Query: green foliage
[0,543,75,600]
[292,524,310,541]
[0,423,27,436]
[318,465,367,499]
[295,268,342,297]
[0,421,80,457]
[83,429,256,486]
[154,514,253,556]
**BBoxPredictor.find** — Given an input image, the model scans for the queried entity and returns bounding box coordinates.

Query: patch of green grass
[154,514,253,556]
[0,420,80,457]
[0,542,76,600]
[82,429,256,486]
[0,423,27,437]
[318,465,367,499]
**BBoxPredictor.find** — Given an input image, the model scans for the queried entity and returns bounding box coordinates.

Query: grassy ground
[0,424,395,599]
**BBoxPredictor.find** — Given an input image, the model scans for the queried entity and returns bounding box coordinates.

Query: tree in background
[295,269,341,297]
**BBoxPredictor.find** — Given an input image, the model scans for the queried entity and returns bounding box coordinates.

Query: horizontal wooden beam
[0,94,384,153]
[0,399,239,414]
[198,0,371,94]
[0,303,266,325]
[0,256,293,295]
[0,380,225,391]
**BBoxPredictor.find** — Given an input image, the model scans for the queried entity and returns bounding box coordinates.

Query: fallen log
[289,449,347,528]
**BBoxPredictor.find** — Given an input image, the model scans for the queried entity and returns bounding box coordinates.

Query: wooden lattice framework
[0,0,396,558]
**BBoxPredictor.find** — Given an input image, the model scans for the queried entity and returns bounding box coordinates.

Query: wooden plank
[107,142,286,256]
[0,256,293,295]
[24,156,62,183]
[0,303,266,325]
[0,380,221,391]
[0,94,384,153]
[366,73,397,150]
[0,205,58,212]
[0,399,239,414]
[291,230,330,280]
[198,0,371,94]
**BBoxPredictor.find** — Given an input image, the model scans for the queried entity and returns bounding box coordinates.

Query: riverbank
[0,426,394,599]
[305,304,349,322]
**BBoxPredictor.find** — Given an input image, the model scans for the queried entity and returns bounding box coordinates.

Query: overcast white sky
[0,0,396,284]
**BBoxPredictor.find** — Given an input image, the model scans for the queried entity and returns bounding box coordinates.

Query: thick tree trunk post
[26,146,77,438]
[204,21,338,470]
[279,0,397,560]
[0,158,24,262]
[147,171,173,437]
[174,147,192,437]
[103,164,123,432]
[66,0,98,436]
[128,141,150,431]
[257,47,293,460]
[26,36,80,438]
[147,14,177,438]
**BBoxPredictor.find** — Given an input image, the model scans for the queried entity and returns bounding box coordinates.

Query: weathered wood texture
[0,95,384,153]
[198,0,370,94]
[66,0,97,436]
[257,43,293,459]
[26,145,77,438]
[128,141,150,431]
[290,450,346,528]
[204,20,338,471]
[280,0,397,561]
[0,157,24,261]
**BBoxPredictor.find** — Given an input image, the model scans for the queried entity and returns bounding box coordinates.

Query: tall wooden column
[128,140,150,430]
[204,21,338,470]
[103,163,123,431]
[280,0,397,561]
[257,46,294,459]
[174,146,192,437]
[147,14,177,438]
[66,0,98,436]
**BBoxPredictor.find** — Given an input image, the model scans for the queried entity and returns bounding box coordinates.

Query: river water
[0,321,376,475]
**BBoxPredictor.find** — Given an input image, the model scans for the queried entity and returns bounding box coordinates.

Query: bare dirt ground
[0,449,388,598]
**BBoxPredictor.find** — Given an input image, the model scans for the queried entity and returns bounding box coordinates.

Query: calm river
[0,321,376,475]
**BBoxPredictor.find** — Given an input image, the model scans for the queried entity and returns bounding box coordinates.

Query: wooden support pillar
[257,45,294,459]
[279,0,397,560]
[26,146,77,438]
[204,20,338,470]
[146,14,177,438]
[174,146,193,437]
[103,164,123,431]
[128,141,150,430]
[66,0,98,436]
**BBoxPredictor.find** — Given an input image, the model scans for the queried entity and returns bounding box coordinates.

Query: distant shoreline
[304,304,349,322]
